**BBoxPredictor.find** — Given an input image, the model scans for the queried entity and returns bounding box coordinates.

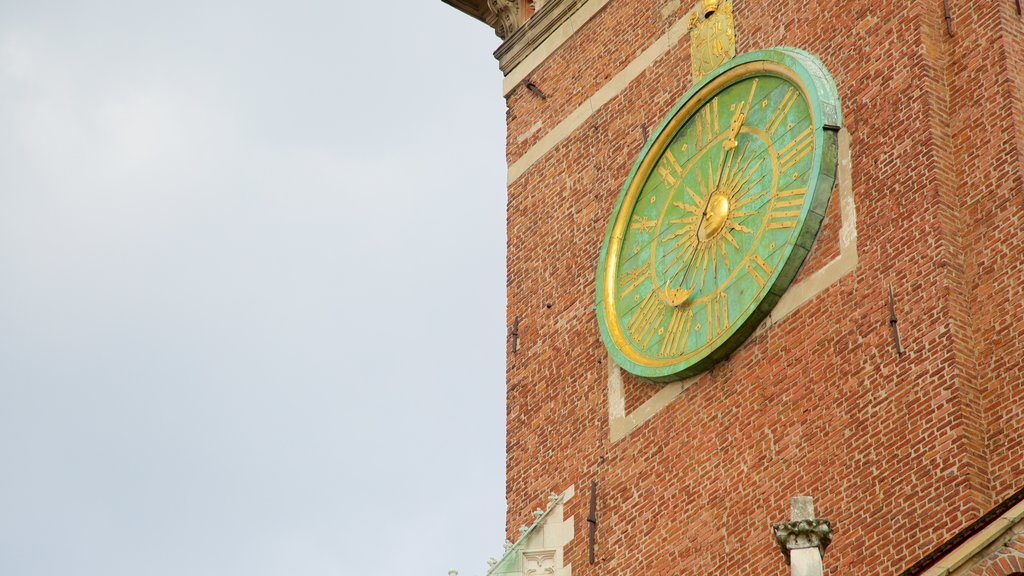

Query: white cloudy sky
[0,1,507,574]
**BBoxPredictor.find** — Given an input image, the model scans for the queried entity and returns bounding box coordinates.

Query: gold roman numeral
[627,290,665,350]
[697,244,711,290]
[743,78,759,113]
[656,165,677,187]
[766,87,798,135]
[695,99,718,147]
[777,127,813,174]
[712,97,720,137]
[746,254,774,288]
[656,150,684,187]
[766,220,798,230]
[774,186,807,204]
[630,216,656,231]
[619,263,651,298]
[708,291,729,338]
[658,307,694,357]
[664,149,684,175]
[767,187,806,230]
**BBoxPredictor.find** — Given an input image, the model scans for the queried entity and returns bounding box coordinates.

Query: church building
[443,0,1024,574]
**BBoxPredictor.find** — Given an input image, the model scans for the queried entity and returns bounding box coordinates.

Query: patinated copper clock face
[596,48,842,381]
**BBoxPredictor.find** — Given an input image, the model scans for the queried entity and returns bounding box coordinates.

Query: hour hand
[661,286,693,307]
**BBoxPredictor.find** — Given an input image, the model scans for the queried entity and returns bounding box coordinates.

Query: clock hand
[664,157,724,303]
[702,109,746,229]
[660,205,708,306]
[662,108,747,306]
[675,241,702,291]
[654,235,700,307]
[715,109,746,188]
[727,109,746,143]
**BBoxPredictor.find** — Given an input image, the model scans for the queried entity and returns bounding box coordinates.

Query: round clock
[595,48,842,381]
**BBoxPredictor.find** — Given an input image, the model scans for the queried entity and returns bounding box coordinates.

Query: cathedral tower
[444,0,1024,574]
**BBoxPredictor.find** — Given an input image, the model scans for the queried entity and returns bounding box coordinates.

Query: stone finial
[448,571,458,576]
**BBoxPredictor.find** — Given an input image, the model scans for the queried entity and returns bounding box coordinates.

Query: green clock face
[596,48,842,381]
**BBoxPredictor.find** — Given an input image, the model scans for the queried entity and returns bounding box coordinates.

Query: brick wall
[502,0,1024,574]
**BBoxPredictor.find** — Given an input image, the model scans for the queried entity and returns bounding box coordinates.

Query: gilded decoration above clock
[595,48,842,381]
[689,0,736,82]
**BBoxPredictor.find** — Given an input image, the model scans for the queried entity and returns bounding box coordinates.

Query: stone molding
[908,494,1024,576]
[494,0,590,74]
[773,518,833,565]
[505,1,697,176]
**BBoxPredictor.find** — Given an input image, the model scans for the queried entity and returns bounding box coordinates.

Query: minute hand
[665,110,747,303]
[701,110,745,234]
[715,111,746,187]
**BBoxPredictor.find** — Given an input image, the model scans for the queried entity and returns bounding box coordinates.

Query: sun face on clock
[596,49,842,381]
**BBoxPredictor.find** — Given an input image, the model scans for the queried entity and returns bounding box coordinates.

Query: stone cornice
[441,0,490,22]
[494,0,590,75]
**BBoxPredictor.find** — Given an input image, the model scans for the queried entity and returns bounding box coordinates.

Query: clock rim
[595,47,842,382]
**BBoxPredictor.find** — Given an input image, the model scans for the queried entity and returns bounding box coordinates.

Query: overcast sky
[0,1,507,574]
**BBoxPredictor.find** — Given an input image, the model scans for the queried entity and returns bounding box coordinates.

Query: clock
[595,48,842,381]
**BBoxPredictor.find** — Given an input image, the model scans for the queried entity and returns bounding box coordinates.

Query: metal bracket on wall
[521,79,547,101]
[888,284,904,357]
[942,0,954,35]
[587,480,597,564]
[510,316,520,353]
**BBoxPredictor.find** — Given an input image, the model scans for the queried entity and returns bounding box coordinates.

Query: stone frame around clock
[607,126,857,442]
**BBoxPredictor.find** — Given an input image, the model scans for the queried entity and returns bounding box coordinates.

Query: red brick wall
[974,0,1024,502]
[502,0,1024,574]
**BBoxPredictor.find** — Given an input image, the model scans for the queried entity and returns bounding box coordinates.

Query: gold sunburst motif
[657,139,765,296]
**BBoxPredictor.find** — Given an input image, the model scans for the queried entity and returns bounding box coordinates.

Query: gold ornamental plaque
[689,0,736,83]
